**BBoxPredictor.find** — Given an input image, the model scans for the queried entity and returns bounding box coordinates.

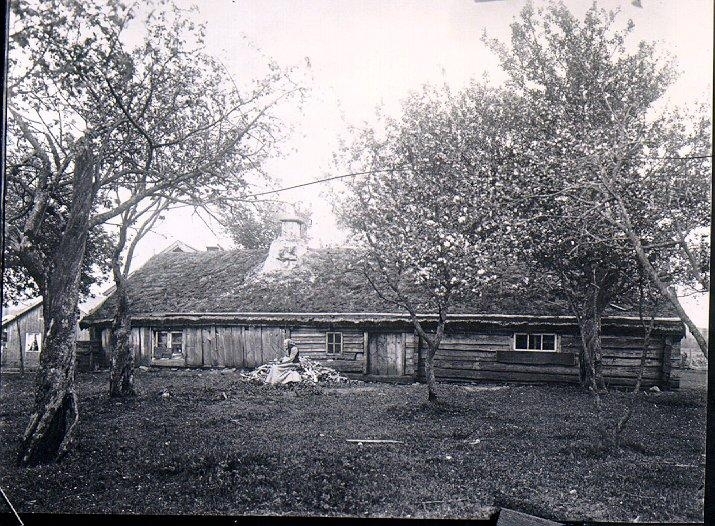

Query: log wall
[95,322,681,388]
[290,327,366,373]
[418,330,680,388]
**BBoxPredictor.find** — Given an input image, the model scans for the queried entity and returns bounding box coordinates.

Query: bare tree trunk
[614,320,651,448]
[109,275,134,397]
[614,280,658,449]
[578,314,605,391]
[18,156,94,465]
[424,344,439,402]
[109,221,135,398]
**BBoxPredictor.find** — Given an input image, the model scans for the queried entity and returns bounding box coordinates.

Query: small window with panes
[513,333,558,352]
[154,330,184,359]
[326,332,343,355]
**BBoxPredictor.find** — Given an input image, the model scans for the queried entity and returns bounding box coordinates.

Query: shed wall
[1,306,43,369]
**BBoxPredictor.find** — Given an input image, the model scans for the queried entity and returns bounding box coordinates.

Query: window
[25,333,42,353]
[154,330,184,359]
[513,333,558,351]
[326,332,343,355]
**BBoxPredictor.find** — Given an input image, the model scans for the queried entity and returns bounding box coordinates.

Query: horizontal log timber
[433,368,580,384]
[298,344,363,354]
[601,349,664,359]
[290,337,364,346]
[603,376,669,388]
[434,349,498,360]
[496,351,576,366]
[437,334,512,345]
[600,366,665,379]
[601,357,663,367]
[430,343,506,352]
[320,361,364,373]
[599,337,665,349]
[434,362,580,376]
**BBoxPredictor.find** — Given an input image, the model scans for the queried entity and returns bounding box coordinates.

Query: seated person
[265,339,301,385]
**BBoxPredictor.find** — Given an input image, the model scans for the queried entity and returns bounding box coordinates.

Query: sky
[94,0,712,324]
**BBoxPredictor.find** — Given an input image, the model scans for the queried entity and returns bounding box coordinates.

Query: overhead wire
[241,153,712,198]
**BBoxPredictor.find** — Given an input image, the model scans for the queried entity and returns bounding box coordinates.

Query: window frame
[25,332,42,353]
[154,329,185,359]
[513,332,559,352]
[325,331,343,355]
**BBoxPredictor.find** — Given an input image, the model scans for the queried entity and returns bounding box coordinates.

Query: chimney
[277,208,305,240]
[259,205,308,274]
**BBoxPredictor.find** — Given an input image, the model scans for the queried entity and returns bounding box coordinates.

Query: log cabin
[81,212,684,388]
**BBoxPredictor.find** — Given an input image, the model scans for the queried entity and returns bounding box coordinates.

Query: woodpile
[240,357,350,385]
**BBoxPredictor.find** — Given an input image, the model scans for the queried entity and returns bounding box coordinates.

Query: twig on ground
[346,439,404,444]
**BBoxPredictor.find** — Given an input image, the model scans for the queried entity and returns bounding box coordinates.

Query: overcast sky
[105,0,712,324]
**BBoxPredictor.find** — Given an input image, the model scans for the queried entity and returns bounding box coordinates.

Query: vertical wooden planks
[245,326,263,368]
[404,332,416,376]
[201,326,217,367]
[233,326,246,368]
[215,327,228,367]
[261,327,284,363]
[185,328,203,366]
[363,331,369,374]
[372,334,380,375]
[377,334,388,375]
[386,334,397,376]
[398,332,406,376]
[141,327,153,362]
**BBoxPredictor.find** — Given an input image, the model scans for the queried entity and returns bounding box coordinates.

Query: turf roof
[83,247,677,323]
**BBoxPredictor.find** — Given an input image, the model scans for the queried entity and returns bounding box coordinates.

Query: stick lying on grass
[346,439,404,444]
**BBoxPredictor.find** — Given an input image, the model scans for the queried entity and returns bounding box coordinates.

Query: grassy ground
[0,369,706,522]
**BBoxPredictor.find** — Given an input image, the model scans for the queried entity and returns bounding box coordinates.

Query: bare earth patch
[0,369,706,522]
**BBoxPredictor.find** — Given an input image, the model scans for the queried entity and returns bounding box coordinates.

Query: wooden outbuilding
[81,215,684,388]
[2,298,94,371]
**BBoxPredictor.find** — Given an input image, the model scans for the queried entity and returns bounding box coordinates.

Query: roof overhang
[80,311,686,337]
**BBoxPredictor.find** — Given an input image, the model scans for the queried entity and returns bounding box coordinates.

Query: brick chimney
[259,205,308,274]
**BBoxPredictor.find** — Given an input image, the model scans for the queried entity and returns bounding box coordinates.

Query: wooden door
[368,332,405,375]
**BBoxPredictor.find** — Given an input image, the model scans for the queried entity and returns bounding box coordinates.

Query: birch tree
[337,84,516,401]
[5,0,299,463]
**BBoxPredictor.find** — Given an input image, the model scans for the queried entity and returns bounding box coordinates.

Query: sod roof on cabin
[83,248,677,324]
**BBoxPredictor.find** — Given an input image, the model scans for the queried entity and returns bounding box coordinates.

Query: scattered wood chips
[240,357,350,385]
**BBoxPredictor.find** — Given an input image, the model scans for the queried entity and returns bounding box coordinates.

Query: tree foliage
[5,0,300,463]
[485,1,711,369]
[337,84,517,400]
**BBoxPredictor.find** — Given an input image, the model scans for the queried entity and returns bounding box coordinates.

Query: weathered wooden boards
[419,331,678,388]
[291,328,366,373]
[128,325,286,368]
[106,323,679,388]
[367,332,413,376]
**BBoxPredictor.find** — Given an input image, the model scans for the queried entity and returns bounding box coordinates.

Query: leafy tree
[5,0,299,464]
[337,84,516,401]
[223,201,282,250]
[484,1,711,383]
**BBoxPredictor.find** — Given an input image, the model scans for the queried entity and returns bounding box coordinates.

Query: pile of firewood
[239,357,350,385]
